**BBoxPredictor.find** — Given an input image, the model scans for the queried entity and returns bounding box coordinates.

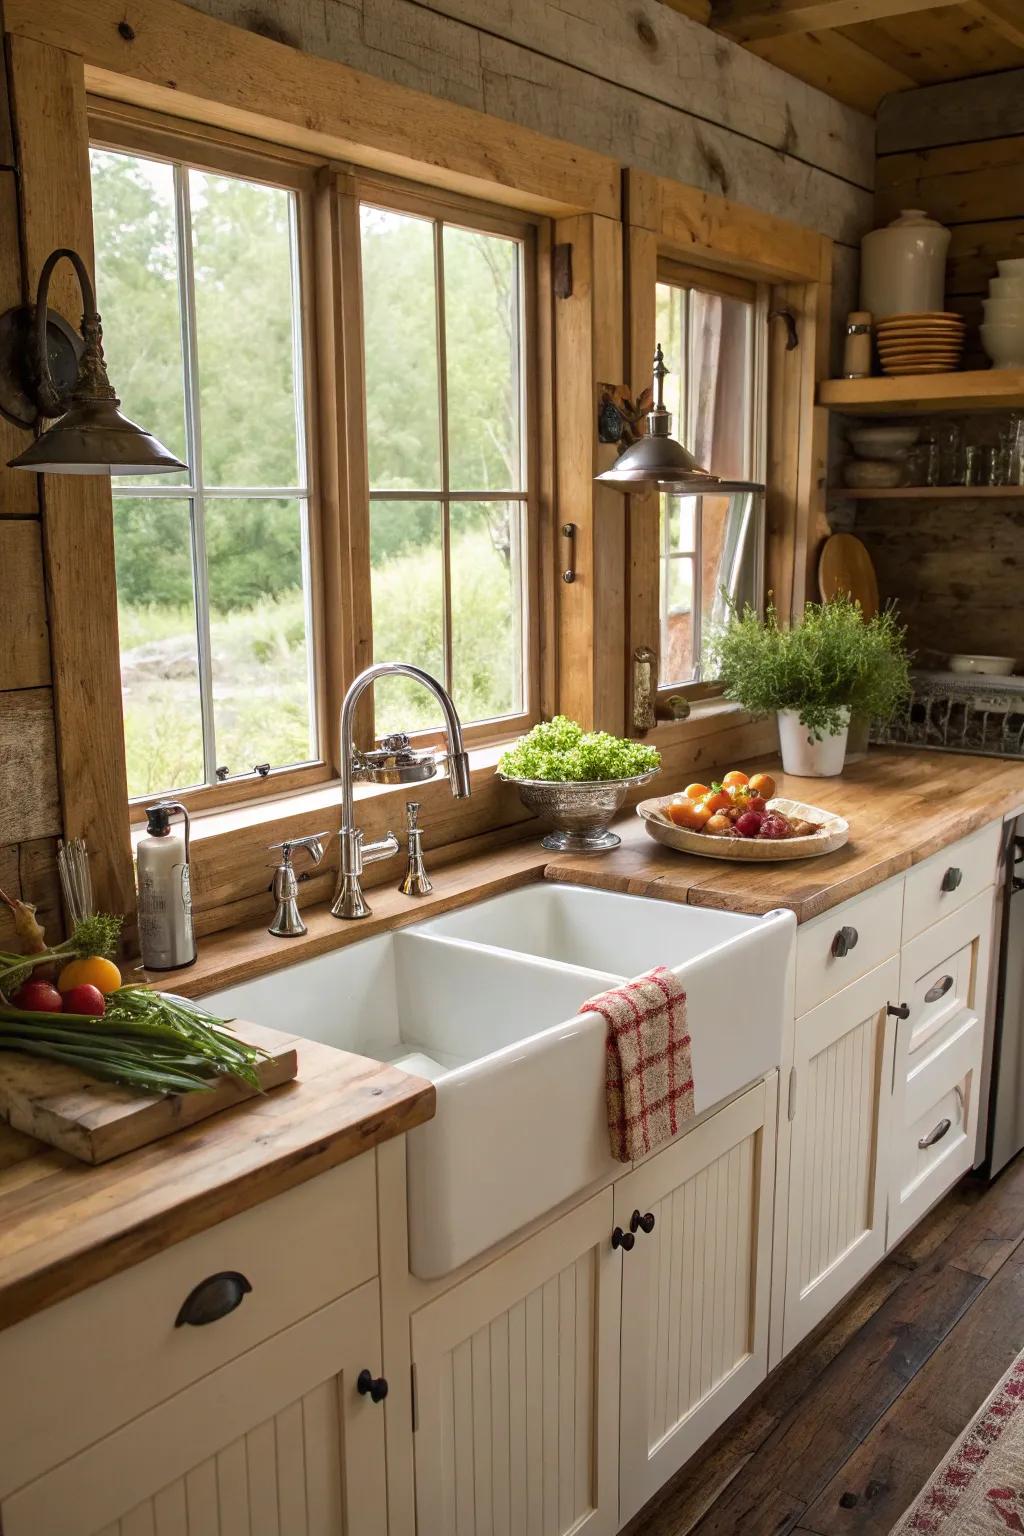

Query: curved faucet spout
[333,662,471,920]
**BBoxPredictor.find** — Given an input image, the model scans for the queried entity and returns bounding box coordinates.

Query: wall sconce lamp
[595,343,764,495]
[0,246,188,476]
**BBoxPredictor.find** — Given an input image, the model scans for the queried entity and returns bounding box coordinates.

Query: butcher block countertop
[0,748,1021,1330]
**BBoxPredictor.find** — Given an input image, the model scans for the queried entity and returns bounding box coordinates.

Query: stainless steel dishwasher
[986,814,1024,1176]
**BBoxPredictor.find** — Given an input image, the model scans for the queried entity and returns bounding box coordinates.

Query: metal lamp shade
[9,397,186,475]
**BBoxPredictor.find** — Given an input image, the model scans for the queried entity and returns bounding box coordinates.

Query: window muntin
[655,268,765,689]
[358,201,530,736]
[89,146,317,801]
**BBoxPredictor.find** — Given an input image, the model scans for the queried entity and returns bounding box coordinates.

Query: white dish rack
[871,670,1024,759]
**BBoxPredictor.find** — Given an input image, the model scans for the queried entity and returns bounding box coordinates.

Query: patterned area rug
[892,1352,1024,1532]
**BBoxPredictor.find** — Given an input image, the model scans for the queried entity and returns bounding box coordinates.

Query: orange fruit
[748,772,776,800]
[722,770,749,789]
[58,956,122,996]
[666,799,711,830]
[702,789,732,814]
[683,782,710,801]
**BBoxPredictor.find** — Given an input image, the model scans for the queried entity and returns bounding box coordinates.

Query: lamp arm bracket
[32,247,112,416]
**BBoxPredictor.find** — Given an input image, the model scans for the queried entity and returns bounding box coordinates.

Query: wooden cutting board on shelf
[818,533,880,619]
[0,1020,299,1165]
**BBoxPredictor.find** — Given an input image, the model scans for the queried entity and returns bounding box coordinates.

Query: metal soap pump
[136,800,197,971]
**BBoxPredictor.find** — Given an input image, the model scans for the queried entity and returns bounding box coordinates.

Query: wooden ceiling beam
[967,0,1024,51]
[711,0,944,44]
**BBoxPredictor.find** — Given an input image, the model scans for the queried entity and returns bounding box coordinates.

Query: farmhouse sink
[206,885,795,1278]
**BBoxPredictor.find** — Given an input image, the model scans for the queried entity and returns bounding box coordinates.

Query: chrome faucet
[268,832,329,937]
[331,663,471,919]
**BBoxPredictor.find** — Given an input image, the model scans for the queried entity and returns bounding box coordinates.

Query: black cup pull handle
[611,1226,635,1252]
[357,1369,389,1404]
[924,974,954,1004]
[630,1209,656,1235]
[941,867,963,893]
[175,1270,252,1328]
[831,926,859,959]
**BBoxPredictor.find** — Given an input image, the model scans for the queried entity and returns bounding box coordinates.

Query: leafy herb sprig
[0,913,123,995]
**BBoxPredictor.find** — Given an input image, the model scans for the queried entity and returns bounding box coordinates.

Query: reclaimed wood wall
[187,0,876,361]
[877,68,1024,367]
[0,16,65,952]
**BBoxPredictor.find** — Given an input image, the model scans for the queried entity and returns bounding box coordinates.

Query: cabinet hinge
[787,1066,798,1122]
[411,1361,419,1433]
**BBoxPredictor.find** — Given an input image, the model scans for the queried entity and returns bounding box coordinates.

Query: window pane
[707,491,759,632]
[370,501,444,733]
[450,501,524,722]
[113,497,204,797]
[688,290,752,480]
[444,227,522,491]
[189,171,302,488]
[661,555,695,686]
[665,495,695,554]
[204,498,316,777]
[89,149,188,485]
[655,281,685,433]
[360,207,440,492]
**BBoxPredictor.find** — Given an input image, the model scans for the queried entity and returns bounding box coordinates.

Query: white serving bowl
[948,653,1017,676]
[997,258,1024,278]
[988,275,1024,300]
[847,424,918,460]
[984,298,1024,323]
[981,323,1024,368]
[842,457,905,489]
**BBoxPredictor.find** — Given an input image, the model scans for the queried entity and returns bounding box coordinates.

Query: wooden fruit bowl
[636,796,849,862]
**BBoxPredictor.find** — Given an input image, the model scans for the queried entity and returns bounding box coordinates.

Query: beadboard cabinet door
[615,1077,778,1525]
[410,1189,621,1536]
[783,958,899,1355]
[1,1282,388,1536]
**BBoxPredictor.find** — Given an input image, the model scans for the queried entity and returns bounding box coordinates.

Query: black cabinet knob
[831,925,859,959]
[357,1369,389,1404]
[887,1001,911,1020]
[175,1271,252,1327]
[941,867,963,893]
[611,1226,635,1252]
[630,1209,656,1235]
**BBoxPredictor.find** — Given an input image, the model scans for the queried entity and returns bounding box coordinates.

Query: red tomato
[747,795,767,813]
[12,979,63,1013]
[60,983,106,1017]
[735,810,764,838]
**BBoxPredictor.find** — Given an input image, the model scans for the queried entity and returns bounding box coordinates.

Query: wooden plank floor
[625,1153,1024,1536]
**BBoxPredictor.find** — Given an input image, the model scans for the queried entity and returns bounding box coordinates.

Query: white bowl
[984,298,1024,323]
[842,457,905,489]
[982,323,1024,368]
[847,424,918,460]
[948,653,1017,676]
[997,258,1024,279]
[988,275,1024,300]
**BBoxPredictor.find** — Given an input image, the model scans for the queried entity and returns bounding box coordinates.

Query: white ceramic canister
[860,210,951,320]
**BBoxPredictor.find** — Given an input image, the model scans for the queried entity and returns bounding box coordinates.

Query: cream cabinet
[782,957,899,1354]
[410,1189,621,1536]
[615,1076,777,1525]
[0,1281,388,1536]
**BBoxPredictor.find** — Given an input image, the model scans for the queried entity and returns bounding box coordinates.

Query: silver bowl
[499,770,659,852]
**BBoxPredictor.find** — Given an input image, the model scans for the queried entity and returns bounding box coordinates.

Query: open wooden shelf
[818,369,1024,416]
[827,484,1024,499]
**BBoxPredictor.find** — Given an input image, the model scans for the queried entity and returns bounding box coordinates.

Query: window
[89,142,317,802]
[356,192,533,739]
[655,263,766,688]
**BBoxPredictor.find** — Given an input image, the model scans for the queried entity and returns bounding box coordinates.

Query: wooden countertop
[0,748,1021,1329]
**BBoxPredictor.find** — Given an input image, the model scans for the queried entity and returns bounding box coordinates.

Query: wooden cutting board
[0,1020,299,1164]
[818,533,880,619]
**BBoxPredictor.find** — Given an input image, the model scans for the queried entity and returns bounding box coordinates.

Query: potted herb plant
[704,596,911,777]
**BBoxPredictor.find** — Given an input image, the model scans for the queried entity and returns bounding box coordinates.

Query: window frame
[653,256,769,698]
[87,106,545,819]
[339,170,543,753]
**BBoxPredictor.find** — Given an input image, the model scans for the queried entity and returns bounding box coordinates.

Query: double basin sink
[207,884,795,1278]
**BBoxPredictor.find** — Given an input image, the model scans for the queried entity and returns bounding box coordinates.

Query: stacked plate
[875,312,965,375]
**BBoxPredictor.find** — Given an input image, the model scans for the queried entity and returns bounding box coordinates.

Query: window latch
[769,306,799,351]
[254,762,271,778]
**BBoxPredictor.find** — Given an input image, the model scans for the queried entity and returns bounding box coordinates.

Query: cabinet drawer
[889,1009,981,1246]
[795,879,904,1018]
[0,1153,377,1499]
[903,823,1001,943]
[898,889,995,1060]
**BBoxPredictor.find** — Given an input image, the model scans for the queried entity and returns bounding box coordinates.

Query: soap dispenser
[136,800,197,971]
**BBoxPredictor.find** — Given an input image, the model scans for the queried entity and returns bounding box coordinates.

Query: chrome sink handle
[331,662,471,920]
[268,832,330,937]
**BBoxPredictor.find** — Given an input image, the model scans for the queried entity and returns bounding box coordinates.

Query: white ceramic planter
[777,708,850,777]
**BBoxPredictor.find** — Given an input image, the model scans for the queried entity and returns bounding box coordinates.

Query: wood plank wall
[0,5,65,952]
[877,69,1024,367]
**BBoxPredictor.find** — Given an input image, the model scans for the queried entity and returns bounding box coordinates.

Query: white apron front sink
[205,885,795,1278]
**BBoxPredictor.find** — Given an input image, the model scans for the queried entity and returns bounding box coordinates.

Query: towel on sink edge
[580,967,693,1163]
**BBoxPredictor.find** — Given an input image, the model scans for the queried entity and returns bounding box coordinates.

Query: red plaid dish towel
[581,967,694,1162]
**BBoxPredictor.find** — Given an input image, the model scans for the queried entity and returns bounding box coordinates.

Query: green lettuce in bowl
[498,717,661,853]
